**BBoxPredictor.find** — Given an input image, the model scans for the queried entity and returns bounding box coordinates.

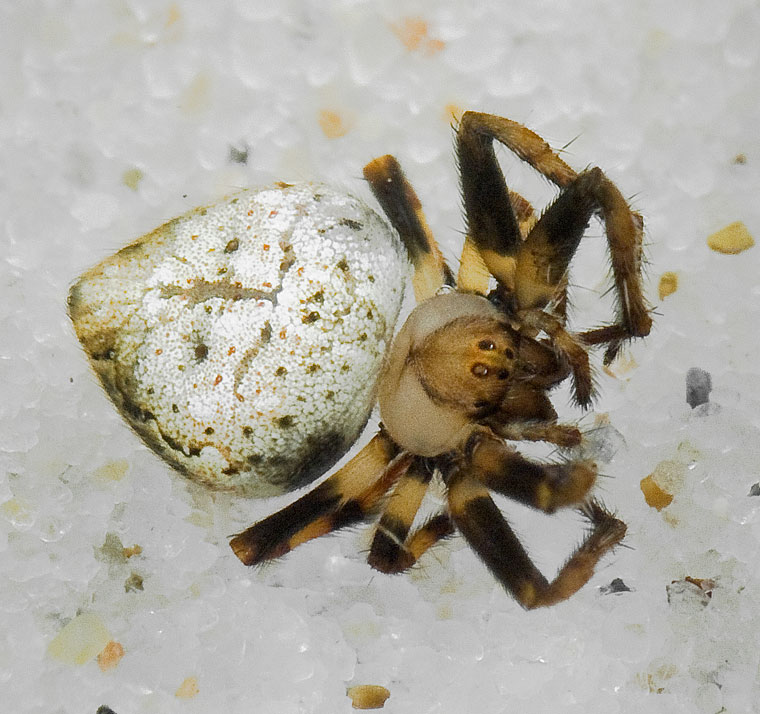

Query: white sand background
[2,1,759,712]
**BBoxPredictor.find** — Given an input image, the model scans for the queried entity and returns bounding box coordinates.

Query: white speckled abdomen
[69,183,409,496]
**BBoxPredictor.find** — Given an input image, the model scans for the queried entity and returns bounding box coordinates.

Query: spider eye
[471,363,489,377]
[498,370,509,380]
[504,348,515,359]
[478,339,496,351]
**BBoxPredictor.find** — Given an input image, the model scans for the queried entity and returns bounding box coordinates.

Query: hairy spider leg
[230,432,407,565]
[366,458,449,573]
[455,113,528,295]
[456,235,491,294]
[459,111,578,190]
[456,112,650,364]
[515,168,651,363]
[464,428,595,513]
[519,308,593,407]
[508,189,539,235]
[457,189,536,294]
[363,155,453,301]
[370,509,456,574]
[447,472,625,609]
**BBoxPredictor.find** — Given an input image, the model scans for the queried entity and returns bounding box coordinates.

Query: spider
[230,112,651,608]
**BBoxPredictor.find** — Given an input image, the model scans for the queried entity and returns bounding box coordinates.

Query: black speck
[337,258,349,272]
[367,274,375,283]
[242,426,253,437]
[261,322,272,343]
[307,364,321,374]
[686,367,712,408]
[276,416,295,428]
[229,143,249,164]
[341,364,350,372]
[600,578,632,594]
[172,404,179,413]
[325,390,335,400]
[204,427,214,435]
[275,366,288,377]
[311,290,324,304]
[224,238,240,253]
[749,483,760,497]
[302,311,320,324]
[358,333,367,342]
[194,343,209,361]
[98,706,118,714]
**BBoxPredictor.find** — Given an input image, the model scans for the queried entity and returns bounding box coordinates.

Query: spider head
[378,292,518,456]
[411,314,518,417]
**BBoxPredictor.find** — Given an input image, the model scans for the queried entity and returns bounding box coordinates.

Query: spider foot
[519,499,626,609]
[578,498,627,553]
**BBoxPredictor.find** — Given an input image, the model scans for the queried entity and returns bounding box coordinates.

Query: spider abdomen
[69,183,409,496]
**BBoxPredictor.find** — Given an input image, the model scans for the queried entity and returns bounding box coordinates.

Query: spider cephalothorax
[230,112,651,608]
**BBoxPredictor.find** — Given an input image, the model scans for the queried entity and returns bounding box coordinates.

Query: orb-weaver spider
[231,112,651,608]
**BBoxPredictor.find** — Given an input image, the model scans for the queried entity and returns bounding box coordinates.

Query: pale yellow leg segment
[230,431,402,566]
[456,235,492,294]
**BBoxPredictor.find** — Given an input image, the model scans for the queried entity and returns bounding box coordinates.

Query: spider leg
[464,428,595,513]
[514,168,651,363]
[455,112,578,292]
[367,457,431,572]
[367,457,458,574]
[457,190,536,295]
[498,382,560,422]
[364,155,453,301]
[459,111,578,189]
[456,112,650,363]
[230,431,407,566]
[491,420,582,449]
[448,473,625,608]
[508,189,538,236]
[519,309,593,408]
[457,235,491,294]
